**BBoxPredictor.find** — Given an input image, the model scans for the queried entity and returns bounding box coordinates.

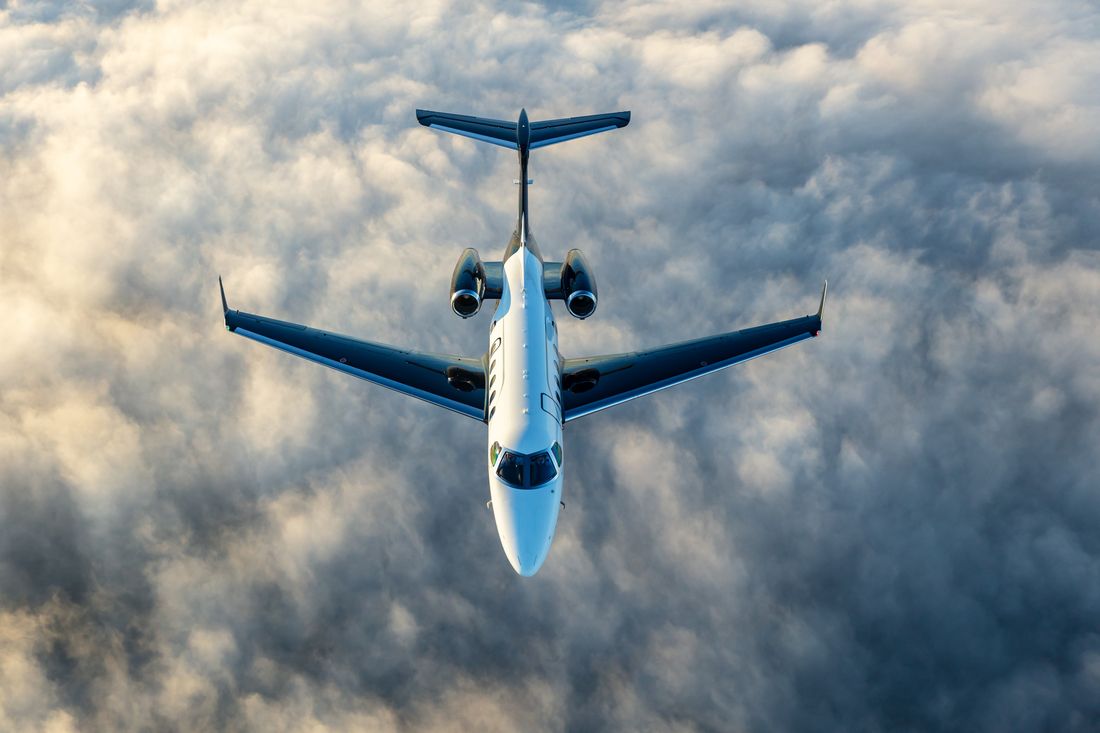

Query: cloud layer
[2,1,1099,730]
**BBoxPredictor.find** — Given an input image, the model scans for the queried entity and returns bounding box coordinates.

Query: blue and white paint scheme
[484,230,563,575]
[221,107,825,576]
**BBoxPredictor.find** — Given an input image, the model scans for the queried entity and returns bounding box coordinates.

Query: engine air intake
[561,249,598,319]
[450,248,486,318]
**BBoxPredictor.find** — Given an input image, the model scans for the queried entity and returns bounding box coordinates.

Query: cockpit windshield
[529,452,556,485]
[497,451,525,486]
[495,449,559,488]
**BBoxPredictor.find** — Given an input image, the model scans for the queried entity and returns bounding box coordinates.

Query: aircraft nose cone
[490,479,560,577]
[510,532,549,577]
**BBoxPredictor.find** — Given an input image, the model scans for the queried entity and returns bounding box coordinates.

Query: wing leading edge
[561,284,827,422]
[220,279,487,421]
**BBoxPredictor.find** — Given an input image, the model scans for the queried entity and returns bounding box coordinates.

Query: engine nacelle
[450,248,486,318]
[561,249,597,319]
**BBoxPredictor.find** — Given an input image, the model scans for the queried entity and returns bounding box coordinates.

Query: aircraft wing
[220,279,486,421]
[561,285,826,422]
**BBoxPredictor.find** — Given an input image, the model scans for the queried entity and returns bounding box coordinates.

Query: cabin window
[490,441,502,465]
[550,442,563,466]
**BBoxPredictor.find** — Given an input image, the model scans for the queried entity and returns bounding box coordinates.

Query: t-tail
[416,108,630,238]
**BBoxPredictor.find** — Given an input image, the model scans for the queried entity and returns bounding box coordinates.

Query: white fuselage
[486,244,564,576]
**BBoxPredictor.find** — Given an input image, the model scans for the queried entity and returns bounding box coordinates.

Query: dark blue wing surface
[415,109,519,149]
[561,307,823,422]
[222,285,486,421]
[417,109,630,150]
[529,111,630,149]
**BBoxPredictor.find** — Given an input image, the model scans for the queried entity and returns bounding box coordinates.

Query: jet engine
[450,248,486,318]
[561,249,597,319]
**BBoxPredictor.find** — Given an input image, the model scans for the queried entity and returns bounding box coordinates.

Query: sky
[1,0,1099,730]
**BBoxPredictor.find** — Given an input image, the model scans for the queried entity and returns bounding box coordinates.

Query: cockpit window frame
[494,447,559,488]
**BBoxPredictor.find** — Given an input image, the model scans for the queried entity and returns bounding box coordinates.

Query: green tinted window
[551,442,563,465]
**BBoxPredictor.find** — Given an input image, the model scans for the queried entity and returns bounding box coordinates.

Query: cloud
[1,0,1099,730]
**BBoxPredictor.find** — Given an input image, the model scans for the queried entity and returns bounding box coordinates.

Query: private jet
[221,108,826,576]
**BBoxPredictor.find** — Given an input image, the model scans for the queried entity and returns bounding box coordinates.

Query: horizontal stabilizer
[417,109,630,151]
[416,110,518,149]
[530,111,630,149]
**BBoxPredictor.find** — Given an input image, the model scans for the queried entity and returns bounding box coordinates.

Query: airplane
[220,107,826,576]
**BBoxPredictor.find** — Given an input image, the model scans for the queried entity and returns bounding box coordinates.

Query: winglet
[812,280,827,336]
[219,276,237,332]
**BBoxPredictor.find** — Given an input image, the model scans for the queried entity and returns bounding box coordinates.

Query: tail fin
[417,109,630,151]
